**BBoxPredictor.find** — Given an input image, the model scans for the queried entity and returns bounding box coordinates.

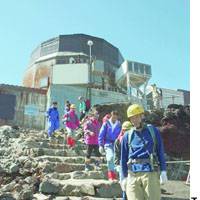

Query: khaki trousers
[126,171,161,200]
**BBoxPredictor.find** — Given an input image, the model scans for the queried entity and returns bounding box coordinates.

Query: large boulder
[39,179,62,194]
[95,182,121,198]
[61,183,95,196]
[18,189,33,200]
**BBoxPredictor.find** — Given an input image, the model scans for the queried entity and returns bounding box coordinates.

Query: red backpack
[85,99,91,112]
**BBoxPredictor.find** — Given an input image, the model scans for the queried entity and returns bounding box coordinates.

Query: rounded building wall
[24,34,124,90]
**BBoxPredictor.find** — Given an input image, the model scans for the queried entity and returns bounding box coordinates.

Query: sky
[0,0,189,90]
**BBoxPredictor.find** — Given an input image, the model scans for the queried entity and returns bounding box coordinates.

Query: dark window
[0,94,16,120]
[56,58,66,64]
[140,65,144,74]
[128,62,132,71]
[134,63,139,73]
[145,65,151,75]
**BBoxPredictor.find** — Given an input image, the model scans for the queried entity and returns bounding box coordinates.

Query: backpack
[85,99,91,112]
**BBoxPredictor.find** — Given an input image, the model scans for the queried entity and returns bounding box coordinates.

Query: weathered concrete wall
[46,84,141,128]
[0,84,47,129]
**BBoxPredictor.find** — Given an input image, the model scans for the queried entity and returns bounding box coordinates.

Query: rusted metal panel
[22,68,35,88]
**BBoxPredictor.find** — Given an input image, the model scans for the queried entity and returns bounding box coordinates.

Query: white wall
[52,64,89,85]
[46,84,141,129]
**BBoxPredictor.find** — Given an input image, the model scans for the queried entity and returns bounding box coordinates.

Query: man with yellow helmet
[120,104,167,200]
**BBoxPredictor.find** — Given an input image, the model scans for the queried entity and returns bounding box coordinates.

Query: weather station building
[23,34,152,108]
[20,33,153,130]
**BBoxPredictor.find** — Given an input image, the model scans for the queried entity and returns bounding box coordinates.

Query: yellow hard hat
[122,121,132,130]
[127,104,144,118]
[70,104,76,109]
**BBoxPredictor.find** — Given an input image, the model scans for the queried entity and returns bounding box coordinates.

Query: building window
[128,62,132,72]
[145,65,151,75]
[134,63,139,73]
[56,58,66,64]
[140,65,144,74]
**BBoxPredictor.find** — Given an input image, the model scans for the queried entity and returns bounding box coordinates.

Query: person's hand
[89,132,95,136]
[99,146,104,154]
[160,171,168,185]
[120,178,127,191]
[115,165,121,173]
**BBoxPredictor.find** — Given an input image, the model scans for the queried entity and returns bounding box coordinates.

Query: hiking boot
[94,161,101,171]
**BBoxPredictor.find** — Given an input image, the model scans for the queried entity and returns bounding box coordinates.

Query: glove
[115,165,121,173]
[89,132,95,136]
[99,146,104,155]
[120,178,127,191]
[160,171,168,185]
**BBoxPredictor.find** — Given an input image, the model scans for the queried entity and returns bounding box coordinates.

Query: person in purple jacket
[83,111,101,171]
[98,110,122,181]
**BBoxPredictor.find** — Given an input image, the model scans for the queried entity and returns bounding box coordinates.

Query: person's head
[122,121,132,132]
[70,104,76,111]
[110,111,119,123]
[65,100,70,106]
[102,114,111,123]
[127,104,144,129]
[91,111,99,119]
[78,96,84,101]
[52,101,58,108]
[184,105,190,115]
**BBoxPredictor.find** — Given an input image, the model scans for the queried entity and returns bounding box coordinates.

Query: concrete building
[23,34,124,91]
[177,89,190,105]
[0,84,47,129]
[146,87,187,110]
[160,88,185,108]
[23,34,151,107]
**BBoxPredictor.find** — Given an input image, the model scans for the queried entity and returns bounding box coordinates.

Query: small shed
[0,84,47,129]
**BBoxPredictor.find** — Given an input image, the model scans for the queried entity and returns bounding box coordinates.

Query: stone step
[26,148,86,157]
[35,155,106,164]
[161,180,189,200]
[45,170,107,180]
[39,178,122,198]
[23,139,86,150]
[33,193,122,200]
[38,161,108,174]
[38,180,189,199]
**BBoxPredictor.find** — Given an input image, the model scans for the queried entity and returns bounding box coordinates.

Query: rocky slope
[0,125,189,200]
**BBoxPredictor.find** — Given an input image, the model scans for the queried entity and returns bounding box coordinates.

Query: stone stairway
[0,127,190,200]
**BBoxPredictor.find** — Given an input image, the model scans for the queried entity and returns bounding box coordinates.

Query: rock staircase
[0,127,190,200]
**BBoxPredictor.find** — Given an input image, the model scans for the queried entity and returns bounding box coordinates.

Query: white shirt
[109,118,118,132]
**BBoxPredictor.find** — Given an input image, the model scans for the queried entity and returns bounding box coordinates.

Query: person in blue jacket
[46,101,60,138]
[98,110,121,181]
[120,104,168,200]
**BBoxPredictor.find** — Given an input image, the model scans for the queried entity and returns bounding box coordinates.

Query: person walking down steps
[78,96,87,121]
[46,101,60,140]
[83,111,101,171]
[120,104,168,200]
[114,121,133,200]
[63,104,80,148]
[98,111,122,181]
